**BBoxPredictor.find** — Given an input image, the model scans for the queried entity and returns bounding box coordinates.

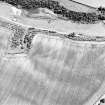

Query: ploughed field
[0,1,105,105]
[0,22,105,105]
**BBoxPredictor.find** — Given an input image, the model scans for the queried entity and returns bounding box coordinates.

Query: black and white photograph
[0,0,105,105]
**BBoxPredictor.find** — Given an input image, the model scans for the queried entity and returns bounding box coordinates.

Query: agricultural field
[0,0,105,105]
